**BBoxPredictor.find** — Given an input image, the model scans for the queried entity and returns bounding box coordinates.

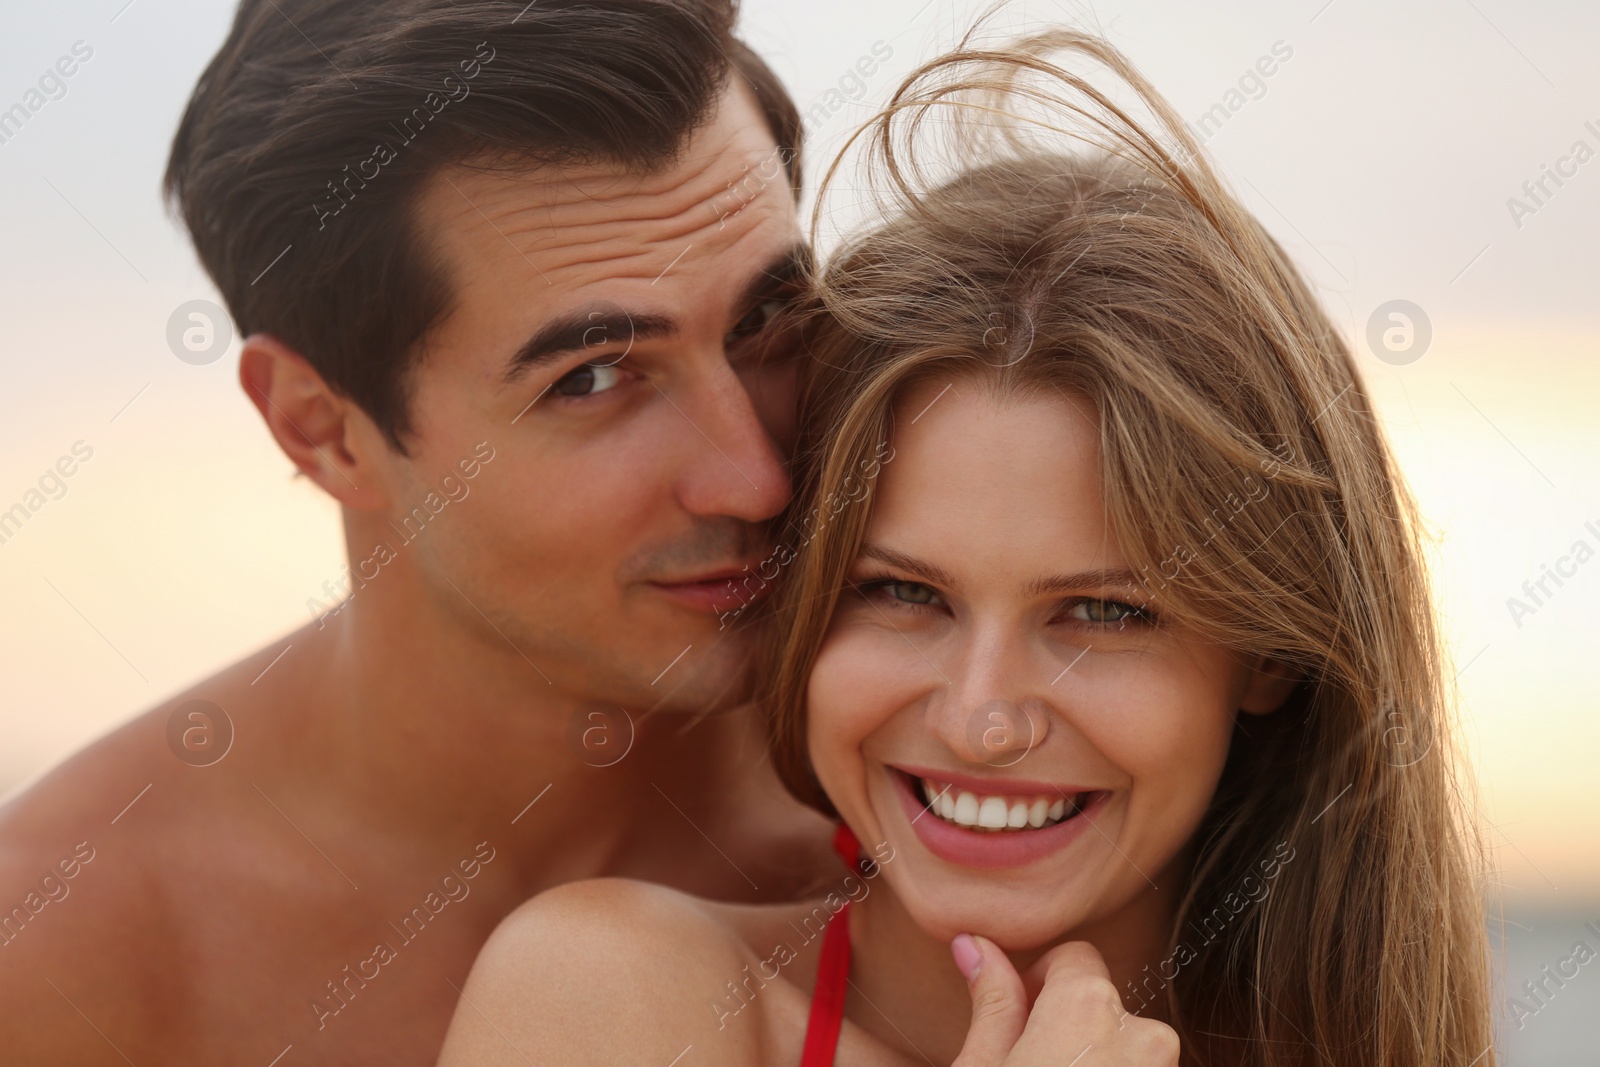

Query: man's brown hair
[165,0,800,451]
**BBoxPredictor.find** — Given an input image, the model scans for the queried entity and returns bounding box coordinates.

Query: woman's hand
[950,935,1179,1066]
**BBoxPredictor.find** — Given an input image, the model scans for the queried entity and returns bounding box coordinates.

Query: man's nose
[668,360,792,524]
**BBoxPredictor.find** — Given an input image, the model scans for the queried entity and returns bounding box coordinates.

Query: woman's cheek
[806,626,913,813]
[1077,664,1237,861]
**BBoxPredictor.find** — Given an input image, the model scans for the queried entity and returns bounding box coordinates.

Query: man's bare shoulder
[0,625,305,849]
[3,701,160,837]
[0,702,185,1057]
[439,878,818,1066]
[0,635,312,1058]
[0,653,259,878]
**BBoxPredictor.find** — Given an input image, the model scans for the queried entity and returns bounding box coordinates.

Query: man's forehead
[415,80,791,269]
[406,79,801,391]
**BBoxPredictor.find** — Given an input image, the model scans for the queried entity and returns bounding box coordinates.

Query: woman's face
[806,379,1289,949]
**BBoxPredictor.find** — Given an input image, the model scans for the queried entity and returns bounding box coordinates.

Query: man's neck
[247,568,781,901]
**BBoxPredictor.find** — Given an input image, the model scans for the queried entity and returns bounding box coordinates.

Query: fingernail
[951,933,982,981]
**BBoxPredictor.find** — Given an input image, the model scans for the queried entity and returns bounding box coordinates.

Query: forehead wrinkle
[419,85,793,313]
[423,177,787,299]
[533,196,790,279]
[533,227,791,296]
[487,154,789,265]
[430,112,788,269]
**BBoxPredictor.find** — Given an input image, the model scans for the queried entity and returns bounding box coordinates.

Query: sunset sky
[2,0,1596,918]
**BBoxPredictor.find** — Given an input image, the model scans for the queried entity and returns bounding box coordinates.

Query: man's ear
[1240,654,1302,716]
[239,334,390,510]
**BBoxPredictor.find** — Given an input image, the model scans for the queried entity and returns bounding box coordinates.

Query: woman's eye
[863,579,942,608]
[726,298,784,345]
[551,361,624,399]
[1065,598,1147,626]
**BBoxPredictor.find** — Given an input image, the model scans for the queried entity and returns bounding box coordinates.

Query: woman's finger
[1010,941,1180,1066]
[949,934,1028,1067]
[1019,939,1111,1004]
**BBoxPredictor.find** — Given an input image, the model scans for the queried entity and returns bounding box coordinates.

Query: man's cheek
[740,359,800,452]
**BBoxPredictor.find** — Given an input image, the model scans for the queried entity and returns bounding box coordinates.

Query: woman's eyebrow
[858,544,958,588]
[859,544,1142,599]
[1023,567,1143,597]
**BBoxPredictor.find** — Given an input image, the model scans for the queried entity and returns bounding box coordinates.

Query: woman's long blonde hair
[758,25,1494,1067]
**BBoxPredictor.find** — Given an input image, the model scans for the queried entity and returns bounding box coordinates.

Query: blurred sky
[1,0,1595,935]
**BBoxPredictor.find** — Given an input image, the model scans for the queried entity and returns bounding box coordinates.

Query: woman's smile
[887,763,1112,869]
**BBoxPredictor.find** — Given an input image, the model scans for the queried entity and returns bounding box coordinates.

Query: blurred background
[1,0,1595,1060]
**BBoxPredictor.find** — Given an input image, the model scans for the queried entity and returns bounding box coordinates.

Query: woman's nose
[927,632,1054,765]
[954,696,1052,767]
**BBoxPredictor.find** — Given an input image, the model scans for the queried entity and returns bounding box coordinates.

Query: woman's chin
[896,884,1092,952]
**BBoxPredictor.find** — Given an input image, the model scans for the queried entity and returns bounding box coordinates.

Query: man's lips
[646,561,772,614]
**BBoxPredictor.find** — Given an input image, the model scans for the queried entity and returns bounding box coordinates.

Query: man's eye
[551,361,624,399]
[726,298,784,345]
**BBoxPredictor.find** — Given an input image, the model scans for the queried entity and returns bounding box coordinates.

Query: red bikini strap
[831,822,864,874]
[800,823,861,1067]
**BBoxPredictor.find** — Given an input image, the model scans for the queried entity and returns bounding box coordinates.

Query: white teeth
[1027,798,1049,828]
[920,777,1086,833]
[977,796,1009,828]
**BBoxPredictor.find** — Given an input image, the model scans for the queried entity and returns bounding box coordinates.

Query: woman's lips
[889,767,1109,871]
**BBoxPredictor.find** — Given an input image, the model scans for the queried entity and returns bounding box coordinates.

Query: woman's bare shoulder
[437,878,813,1066]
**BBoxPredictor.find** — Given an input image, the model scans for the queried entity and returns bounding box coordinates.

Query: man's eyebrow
[500,243,810,386]
[859,544,1145,599]
[732,242,812,312]
[503,307,676,383]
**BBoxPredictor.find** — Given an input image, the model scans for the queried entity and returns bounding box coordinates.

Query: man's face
[379,80,802,712]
